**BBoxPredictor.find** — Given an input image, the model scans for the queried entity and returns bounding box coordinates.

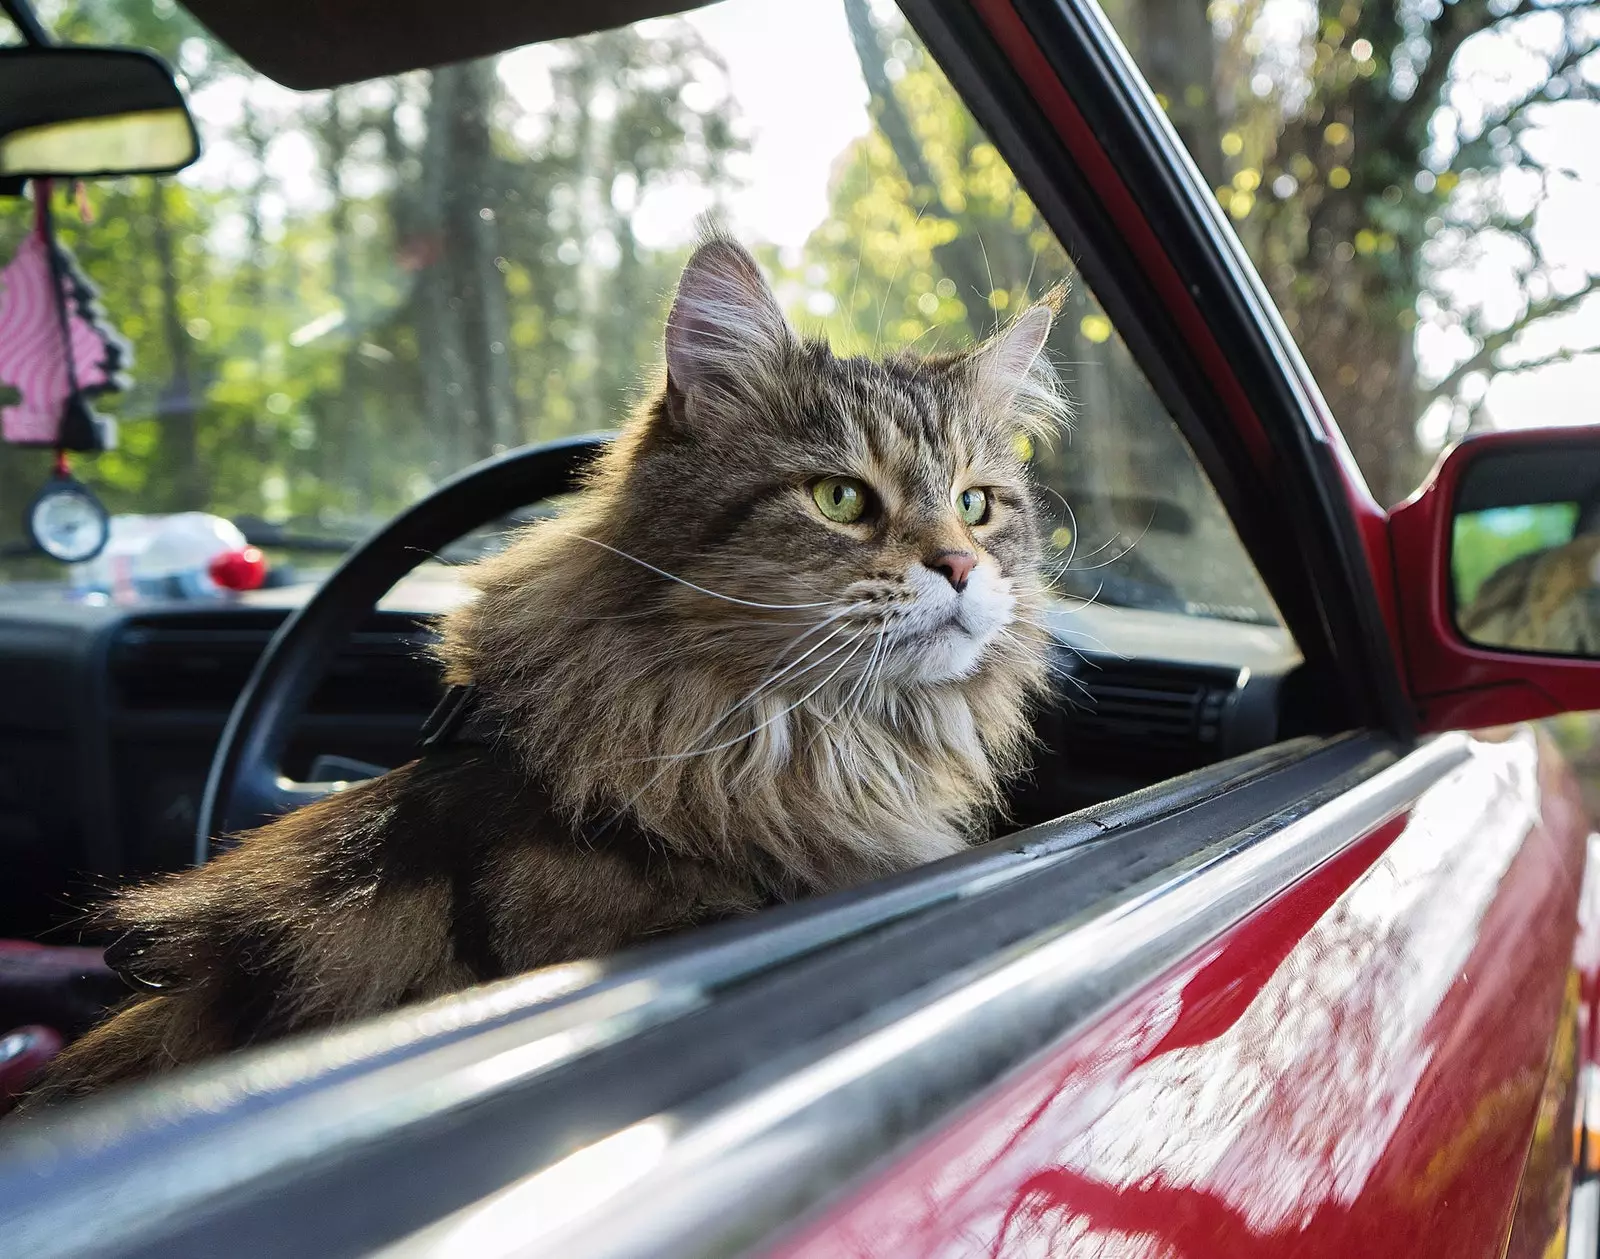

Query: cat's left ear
[971,304,1052,403]
[968,300,1068,435]
[665,234,795,405]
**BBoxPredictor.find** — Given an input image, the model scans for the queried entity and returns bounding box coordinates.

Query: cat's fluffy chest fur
[26,232,1064,1107]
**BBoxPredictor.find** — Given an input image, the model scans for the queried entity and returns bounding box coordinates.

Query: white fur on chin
[885,562,1016,684]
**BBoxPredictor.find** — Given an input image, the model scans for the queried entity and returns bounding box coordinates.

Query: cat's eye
[813,476,869,524]
[957,487,990,526]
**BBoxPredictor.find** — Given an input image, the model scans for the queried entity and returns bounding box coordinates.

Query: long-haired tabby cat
[30,231,1065,1105]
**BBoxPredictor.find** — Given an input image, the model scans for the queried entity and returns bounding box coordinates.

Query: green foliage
[0,2,746,541]
[798,3,1280,621]
[0,0,1276,621]
[1451,503,1578,606]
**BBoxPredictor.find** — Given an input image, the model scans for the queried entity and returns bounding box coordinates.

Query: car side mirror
[0,45,199,181]
[1389,426,1600,730]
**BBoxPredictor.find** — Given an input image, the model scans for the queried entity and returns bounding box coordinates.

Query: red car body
[779,729,1596,1258]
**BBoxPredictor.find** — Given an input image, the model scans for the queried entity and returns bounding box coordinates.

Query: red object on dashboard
[208,545,268,592]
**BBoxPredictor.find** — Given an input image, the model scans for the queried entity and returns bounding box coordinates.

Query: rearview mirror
[1389,427,1600,730]
[0,46,198,180]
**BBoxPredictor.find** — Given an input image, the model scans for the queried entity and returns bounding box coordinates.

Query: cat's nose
[926,550,977,592]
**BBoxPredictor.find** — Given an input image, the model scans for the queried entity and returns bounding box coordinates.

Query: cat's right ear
[664,235,795,410]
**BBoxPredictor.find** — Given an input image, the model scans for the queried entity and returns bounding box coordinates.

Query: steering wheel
[194,435,610,864]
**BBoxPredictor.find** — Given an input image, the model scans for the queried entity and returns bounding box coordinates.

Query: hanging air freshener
[0,180,129,563]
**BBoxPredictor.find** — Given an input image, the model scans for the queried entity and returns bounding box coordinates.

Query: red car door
[772,728,1597,1258]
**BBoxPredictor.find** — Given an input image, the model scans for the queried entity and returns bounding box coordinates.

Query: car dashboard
[0,596,1297,941]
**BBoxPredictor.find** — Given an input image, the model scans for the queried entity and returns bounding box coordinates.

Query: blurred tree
[0,4,745,545]
[1108,0,1600,502]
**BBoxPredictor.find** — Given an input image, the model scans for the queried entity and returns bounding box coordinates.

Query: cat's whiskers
[545,606,834,629]
[567,533,841,611]
[1046,512,1154,578]
[625,626,870,768]
[748,607,866,685]
[574,625,873,852]
[993,621,1097,708]
[646,631,872,766]
[602,612,864,773]
[1007,584,1123,664]
[589,597,873,774]
[1048,624,1127,661]
[592,611,859,728]
[1035,483,1081,575]
[1058,530,1123,567]
[806,617,890,753]
[848,621,895,728]
[1053,580,1106,614]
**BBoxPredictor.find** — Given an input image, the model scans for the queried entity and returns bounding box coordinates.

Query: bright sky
[183,0,872,255]
[669,0,871,249]
[1410,10,1600,440]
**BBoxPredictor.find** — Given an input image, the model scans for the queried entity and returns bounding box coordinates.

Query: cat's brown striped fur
[27,232,1065,1106]
[1458,533,1600,655]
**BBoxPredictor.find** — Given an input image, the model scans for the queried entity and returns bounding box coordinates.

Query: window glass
[0,0,1288,650]
[1102,0,1600,507]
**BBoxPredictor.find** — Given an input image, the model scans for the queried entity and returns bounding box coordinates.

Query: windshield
[0,0,1283,628]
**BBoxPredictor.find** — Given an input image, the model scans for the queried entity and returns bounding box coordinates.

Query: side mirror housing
[1389,426,1600,730]
[0,45,199,181]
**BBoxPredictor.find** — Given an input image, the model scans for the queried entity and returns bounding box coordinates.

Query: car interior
[0,0,1374,1132]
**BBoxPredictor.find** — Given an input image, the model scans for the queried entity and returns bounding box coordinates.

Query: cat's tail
[17,988,230,1111]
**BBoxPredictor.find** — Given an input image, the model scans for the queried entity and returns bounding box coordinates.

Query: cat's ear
[968,298,1069,435]
[665,234,795,401]
[971,303,1052,402]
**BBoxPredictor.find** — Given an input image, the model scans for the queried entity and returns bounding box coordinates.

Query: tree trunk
[441,62,516,460]
[1128,0,1224,188]
[414,67,473,470]
[843,0,997,327]
[148,183,203,510]
[1292,284,1422,506]
[316,90,374,506]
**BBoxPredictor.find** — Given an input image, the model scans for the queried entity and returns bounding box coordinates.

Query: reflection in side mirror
[1451,438,1600,657]
[0,46,199,180]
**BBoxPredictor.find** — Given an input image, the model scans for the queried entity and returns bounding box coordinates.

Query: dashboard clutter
[72,511,268,602]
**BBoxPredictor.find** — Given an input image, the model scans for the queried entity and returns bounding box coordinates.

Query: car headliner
[177,0,711,90]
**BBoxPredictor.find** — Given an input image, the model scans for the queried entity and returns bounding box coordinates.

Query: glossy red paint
[1389,426,1600,732]
[1571,828,1600,1187]
[1576,832,1600,1079]
[771,730,1588,1259]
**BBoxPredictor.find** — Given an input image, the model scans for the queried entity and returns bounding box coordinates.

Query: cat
[27,231,1066,1106]
[1458,533,1600,655]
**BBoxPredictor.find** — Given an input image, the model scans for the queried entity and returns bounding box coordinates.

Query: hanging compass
[26,468,109,564]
